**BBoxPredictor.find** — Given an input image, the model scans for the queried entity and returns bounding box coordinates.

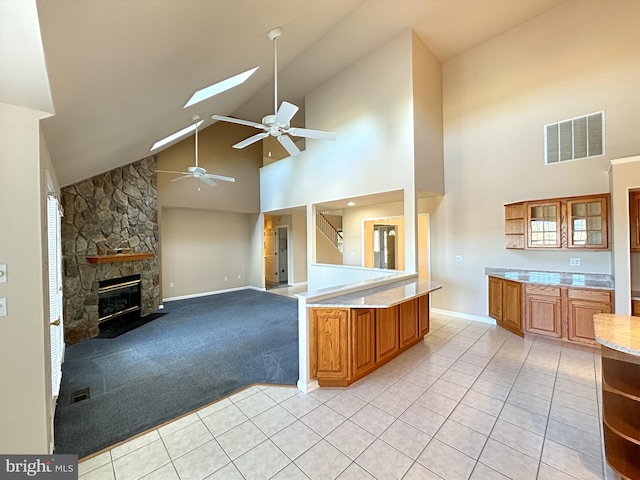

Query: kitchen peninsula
[486,267,614,349]
[305,276,441,386]
[594,314,640,480]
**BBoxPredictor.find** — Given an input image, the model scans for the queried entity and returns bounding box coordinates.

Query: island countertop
[306,278,442,308]
[485,267,614,290]
[593,313,640,356]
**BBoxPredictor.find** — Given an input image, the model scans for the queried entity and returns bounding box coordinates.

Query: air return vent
[544,111,604,164]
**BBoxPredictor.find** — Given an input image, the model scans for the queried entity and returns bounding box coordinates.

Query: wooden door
[567,300,611,345]
[526,200,562,248]
[488,276,503,321]
[376,306,399,363]
[264,228,278,283]
[566,195,609,249]
[525,292,562,337]
[501,279,522,335]
[311,309,349,381]
[351,309,375,378]
[631,191,640,252]
[418,294,429,336]
[399,298,419,349]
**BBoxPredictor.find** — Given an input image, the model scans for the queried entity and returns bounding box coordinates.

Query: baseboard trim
[163,286,261,303]
[297,379,319,393]
[431,308,495,325]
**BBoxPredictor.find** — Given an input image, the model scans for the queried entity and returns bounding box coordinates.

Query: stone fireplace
[61,156,160,344]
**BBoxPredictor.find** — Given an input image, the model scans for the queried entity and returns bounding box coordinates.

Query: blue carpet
[54,289,299,458]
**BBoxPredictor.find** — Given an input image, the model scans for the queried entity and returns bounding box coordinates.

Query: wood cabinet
[524,285,562,338]
[376,306,399,363]
[632,299,640,317]
[311,294,430,386]
[566,288,612,345]
[505,193,610,250]
[419,294,430,336]
[310,309,349,382]
[600,346,640,480]
[631,191,640,252]
[490,276,613,347]
[351,309,376,378]
[399,298,420,348]
[488,277,523,336]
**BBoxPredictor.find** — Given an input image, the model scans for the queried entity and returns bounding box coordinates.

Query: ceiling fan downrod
[268,27,282,117]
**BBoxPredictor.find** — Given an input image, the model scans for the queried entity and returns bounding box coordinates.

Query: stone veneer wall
[61,156,160,344]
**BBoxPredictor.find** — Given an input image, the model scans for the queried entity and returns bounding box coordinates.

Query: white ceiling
[33,0,567,186]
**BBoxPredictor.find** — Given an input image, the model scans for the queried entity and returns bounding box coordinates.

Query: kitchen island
[594,313,640,480]
[305,276,441,387]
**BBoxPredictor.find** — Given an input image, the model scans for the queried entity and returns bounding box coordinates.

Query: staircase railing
[316,211,343,252]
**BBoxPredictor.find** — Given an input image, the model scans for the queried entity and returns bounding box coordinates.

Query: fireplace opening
[98,274,141,329]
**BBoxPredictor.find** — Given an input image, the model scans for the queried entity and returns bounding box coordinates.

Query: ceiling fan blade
[277,135,301,157]
[274,101,299,126]
[233,132,269,149]
[211,115,264,129]
[169,175,191,182]
[204,173,236,183]
[156,170,190,175]
[288,127,337,141]
[199,176,217,187]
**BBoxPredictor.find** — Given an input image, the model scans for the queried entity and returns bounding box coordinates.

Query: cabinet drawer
[567,288,612,303]
[524,284,561,297]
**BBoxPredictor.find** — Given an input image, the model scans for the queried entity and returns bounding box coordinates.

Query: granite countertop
[485,267,614,290]
[306,278,442,308]
[594,313,640,356]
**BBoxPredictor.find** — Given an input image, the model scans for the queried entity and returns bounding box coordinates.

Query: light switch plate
[569,258,581,266]
[0,264,6,283]
[0,298,6,317]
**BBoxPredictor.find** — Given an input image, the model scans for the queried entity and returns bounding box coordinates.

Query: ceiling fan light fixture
[150,120,204,151]
[183,66,259,108]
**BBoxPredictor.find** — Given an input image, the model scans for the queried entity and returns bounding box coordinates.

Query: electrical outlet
[0,298,6,317]
[455,255,463,262]
[569,258,581,266]
[0,264,6,283]
[169,282,174,288]
[237,274,241,279]
[224,276,228,282]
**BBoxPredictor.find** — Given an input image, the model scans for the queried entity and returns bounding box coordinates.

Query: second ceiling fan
[212,27,337,158]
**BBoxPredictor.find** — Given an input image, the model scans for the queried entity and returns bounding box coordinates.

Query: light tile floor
[77,313,623,480]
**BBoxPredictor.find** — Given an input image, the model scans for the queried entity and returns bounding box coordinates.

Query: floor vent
[70,387,90,404]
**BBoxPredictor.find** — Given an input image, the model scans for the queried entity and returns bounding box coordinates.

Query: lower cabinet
[566,288,612,345]
[488,277,523,336]
[631,299,640,317]
[524,285,562,338]
[311,295,430,386]
[489,276,613,347]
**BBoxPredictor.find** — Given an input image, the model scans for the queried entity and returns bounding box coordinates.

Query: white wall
[432,1,640,317]
[0,103,52,453]
[160,207,255,299]
[260,30,415,212]
[611,156,640,314]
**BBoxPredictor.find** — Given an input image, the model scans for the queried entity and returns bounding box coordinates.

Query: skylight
[150,120,204,151]
[183,66,259,108]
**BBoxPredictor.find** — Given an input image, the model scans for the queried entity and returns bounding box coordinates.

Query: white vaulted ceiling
[33,0,567,186]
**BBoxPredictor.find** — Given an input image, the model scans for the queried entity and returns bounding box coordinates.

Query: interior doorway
[264,224,290,287]
[373,224,397,269]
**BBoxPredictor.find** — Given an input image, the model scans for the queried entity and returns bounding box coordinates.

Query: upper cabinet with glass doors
[505,193,609,250]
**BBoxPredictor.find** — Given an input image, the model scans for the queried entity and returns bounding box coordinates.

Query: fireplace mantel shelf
[86,253,155,264]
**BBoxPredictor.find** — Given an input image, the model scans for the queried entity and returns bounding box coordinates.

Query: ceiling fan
[156,116,236,187]
[211,27,337,158]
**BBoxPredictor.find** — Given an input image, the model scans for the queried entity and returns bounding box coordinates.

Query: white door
[47,195,64,403]
[264,228,278,283]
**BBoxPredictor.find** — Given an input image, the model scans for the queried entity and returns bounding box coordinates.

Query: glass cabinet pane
[567,197,607,248]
